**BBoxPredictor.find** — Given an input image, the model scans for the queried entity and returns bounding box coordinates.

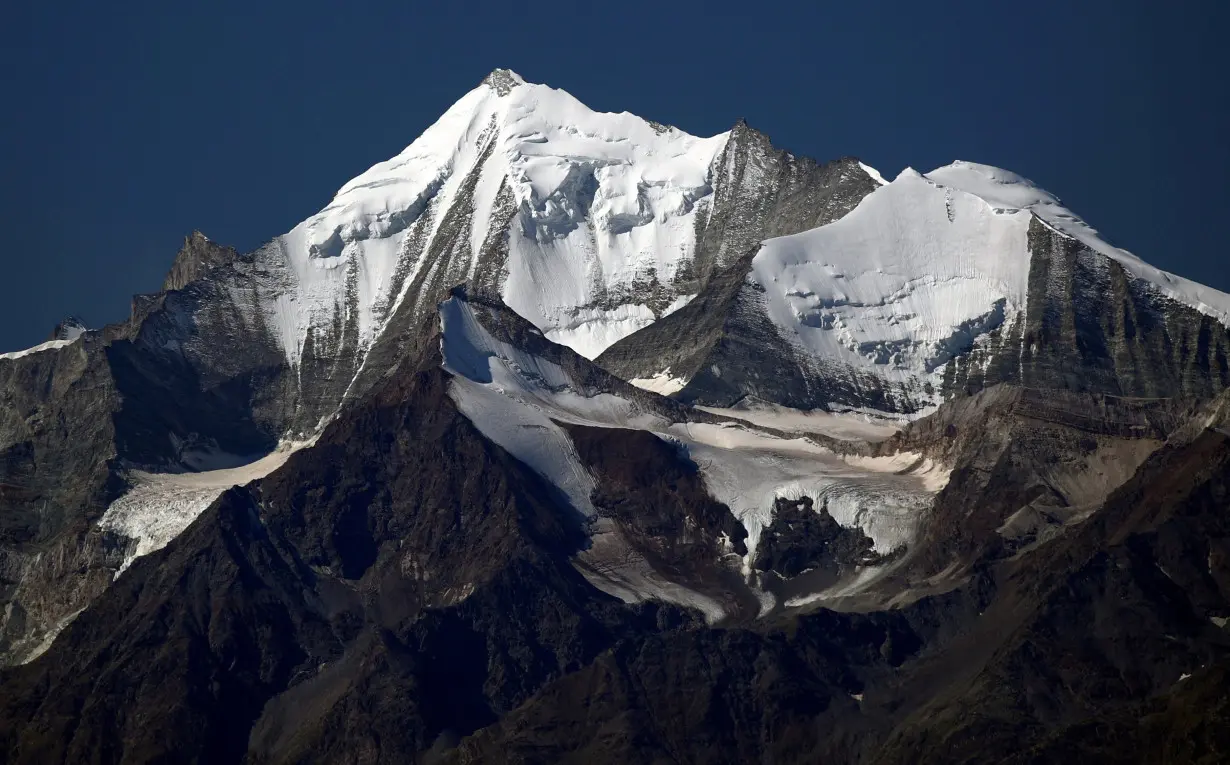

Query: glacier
[437,292,946,618]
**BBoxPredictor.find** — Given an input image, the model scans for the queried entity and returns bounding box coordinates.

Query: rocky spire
[161,230,239,292]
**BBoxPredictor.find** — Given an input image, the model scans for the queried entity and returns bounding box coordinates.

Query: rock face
[595,131,885,404]
[161,231,239,292]
[945,217,1230,400]
[754,496,881,579]
[0,333,124,664]
[2,69,1230,764]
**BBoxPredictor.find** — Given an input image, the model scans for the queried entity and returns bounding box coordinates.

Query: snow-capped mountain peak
[737,157,1230,413]
[268,70,729,374]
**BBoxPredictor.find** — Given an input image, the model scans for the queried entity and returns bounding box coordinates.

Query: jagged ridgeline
[2,69,1230,765]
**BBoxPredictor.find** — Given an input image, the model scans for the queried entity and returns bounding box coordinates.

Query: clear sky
[1,0,1226,351]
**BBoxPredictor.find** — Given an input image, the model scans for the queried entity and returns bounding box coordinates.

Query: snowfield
[752,165,1034,402]
[664,421,944,574]
[696,400,901,442]
[438,294,948,620]
[749,160,1230,412]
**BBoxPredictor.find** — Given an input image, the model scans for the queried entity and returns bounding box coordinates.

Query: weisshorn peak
[110,67,887,441]
[277,67,727,365]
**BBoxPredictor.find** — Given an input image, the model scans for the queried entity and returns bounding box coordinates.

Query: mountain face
[601,162,1230,413]
[1,69,1229,764]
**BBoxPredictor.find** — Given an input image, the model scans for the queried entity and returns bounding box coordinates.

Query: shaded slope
[441,395,1230,765]
[0,347,674,763]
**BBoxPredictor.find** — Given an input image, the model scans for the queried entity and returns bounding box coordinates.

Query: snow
[448,376,600,518]
[0,337,79,361]
[783,564,888,607]
[629,370,689,396]
[697,400,899,442]
[752,166,1033,410]
[666,421,944,574]
[261,68,730,399]
[57,322,86,342]
[576,517,727,624]
[19,606,86,665]
[925,161,1230,325]
[843,452,951,492]
[98,441,312,575]
[859,161,889,186]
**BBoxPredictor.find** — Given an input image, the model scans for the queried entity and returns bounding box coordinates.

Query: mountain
[1,69,1228,764]
[600,162,1230,413]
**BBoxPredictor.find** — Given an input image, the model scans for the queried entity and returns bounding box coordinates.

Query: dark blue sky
[2,0,1226,351]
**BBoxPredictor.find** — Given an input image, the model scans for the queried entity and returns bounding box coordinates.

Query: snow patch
[697,400,899,442]
[98,441,313,575]
[18,606,86,665]
[629,370,689,396]
[0,337,79,361]
[859,161,888,186]
[577,518,726,623]
[665,421,946,574]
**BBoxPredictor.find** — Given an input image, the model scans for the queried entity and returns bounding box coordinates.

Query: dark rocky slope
[0,298,760,763]
[3,299,1229,764]
[441,393,1230,765]
[944,218,1230,401]
[0,351,661,763]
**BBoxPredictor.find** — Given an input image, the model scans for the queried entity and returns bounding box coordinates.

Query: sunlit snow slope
[749,161,1230,411]
[267,69,726,367]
